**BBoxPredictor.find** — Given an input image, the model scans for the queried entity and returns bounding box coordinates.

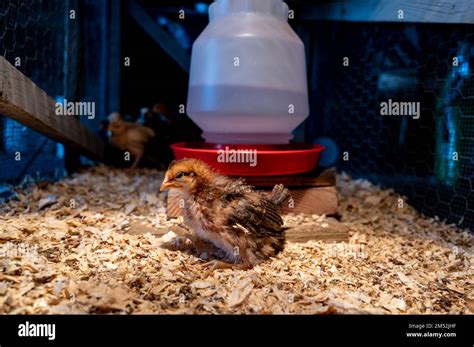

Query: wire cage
[0,0,112,186]
[0,0,68,184]
[1,0,474,320]
[304,22,474,230]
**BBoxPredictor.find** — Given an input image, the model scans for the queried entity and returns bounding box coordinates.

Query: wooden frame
[0,56,105,160]
[300,0,474,23]
[128,0,190,73]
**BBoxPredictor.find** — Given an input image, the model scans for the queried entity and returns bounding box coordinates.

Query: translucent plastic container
[187,0,309,144]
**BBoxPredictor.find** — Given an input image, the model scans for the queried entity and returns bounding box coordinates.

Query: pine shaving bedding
[0,166,472,314]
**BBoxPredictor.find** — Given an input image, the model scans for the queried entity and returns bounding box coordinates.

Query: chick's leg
[127,146,144,169]
[131,151,143,168]
[202,261,240,277]
[202,258,252,277]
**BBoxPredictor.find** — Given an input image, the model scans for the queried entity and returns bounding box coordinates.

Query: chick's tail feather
[270,184,290,207]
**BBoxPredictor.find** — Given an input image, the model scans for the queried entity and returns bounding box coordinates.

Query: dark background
[0,0,473,229]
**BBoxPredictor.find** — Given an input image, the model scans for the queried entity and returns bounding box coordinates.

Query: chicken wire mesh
[0,0,68,184]
[305,22,474,230]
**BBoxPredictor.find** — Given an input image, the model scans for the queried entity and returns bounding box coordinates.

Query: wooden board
[281,186,337,215]
[243,168,336,188]
[166,186,337,217]
[300,0,474,24]
[284,218,349,242]
[0,56,105,160]
[128,217,348,243]
[128,218,349,243]
[129,0,190,73]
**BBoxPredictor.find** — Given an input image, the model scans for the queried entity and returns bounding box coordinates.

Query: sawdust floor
[0,166,472,314]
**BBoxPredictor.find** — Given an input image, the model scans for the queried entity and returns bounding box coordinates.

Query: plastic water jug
[187,0,309,144]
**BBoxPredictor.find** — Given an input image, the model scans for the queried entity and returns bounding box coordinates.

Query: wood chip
[191,281,214,289]
[124,203,136,215]
[228,279,254,307]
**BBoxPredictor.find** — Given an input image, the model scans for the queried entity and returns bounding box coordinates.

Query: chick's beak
[160,176,175,192]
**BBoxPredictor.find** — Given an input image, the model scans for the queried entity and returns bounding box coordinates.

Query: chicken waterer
[186,0,309,144]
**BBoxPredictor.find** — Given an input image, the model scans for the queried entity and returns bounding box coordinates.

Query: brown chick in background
[160,158,289,271]
[107,112,155,168]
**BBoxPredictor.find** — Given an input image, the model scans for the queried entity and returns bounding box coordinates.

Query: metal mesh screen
[0,0,67,184]
[305,23,474,229]
[0,0,66,96]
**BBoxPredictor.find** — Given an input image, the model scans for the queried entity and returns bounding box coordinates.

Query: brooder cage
[0,0,473,318]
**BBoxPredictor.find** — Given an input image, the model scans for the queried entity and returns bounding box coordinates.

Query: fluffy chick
[108,113,155,168]
[160,158,289,270]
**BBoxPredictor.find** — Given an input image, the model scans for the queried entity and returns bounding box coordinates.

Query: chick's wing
[223,193,284,237]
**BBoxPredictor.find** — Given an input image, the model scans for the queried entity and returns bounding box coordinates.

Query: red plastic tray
[170,142,325,176]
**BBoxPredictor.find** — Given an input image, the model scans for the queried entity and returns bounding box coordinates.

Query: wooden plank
[127,222,190,238]
[284,218,349,242]
[126,219,348,245]
[64,0,80,101]
[300,0,474,24]
[129,0,190,73]
[166,186,338,217]
[107,0,122,113]
[126,218,349,243]
[281,186,337,215]
[244,168,336,188]
[0,56,105,160]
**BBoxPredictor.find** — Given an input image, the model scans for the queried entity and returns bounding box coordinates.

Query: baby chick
[107,113,155,168]
[160,158,289,271]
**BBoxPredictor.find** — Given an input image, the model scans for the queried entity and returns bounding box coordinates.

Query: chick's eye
[176,172,187,180]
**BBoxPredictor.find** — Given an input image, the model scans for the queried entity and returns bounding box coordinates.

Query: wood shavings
[0,166,472,314]
[228,278,254,307]
[0,227,21,241]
